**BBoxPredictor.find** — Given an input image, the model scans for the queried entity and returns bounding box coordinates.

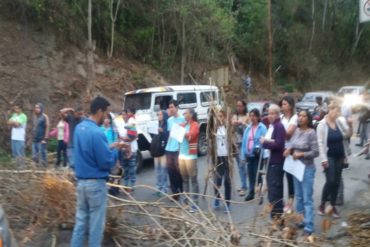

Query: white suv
[123,85,220,169]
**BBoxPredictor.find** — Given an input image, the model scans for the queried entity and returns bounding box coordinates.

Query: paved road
[133,136,370,232]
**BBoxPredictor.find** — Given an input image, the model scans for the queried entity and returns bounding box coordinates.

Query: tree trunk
[308,0,316,52]
[322,0,328,31]
[180,15,186,85]
[108,0,121,59]
[267,0,273,93]
[86,0,95,98]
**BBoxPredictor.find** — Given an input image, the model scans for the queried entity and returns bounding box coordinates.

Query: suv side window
[177,92,197,108]
[154,95,173,111]
[200,91,216,106]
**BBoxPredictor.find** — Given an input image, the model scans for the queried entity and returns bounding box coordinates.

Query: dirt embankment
[0,16,166,148]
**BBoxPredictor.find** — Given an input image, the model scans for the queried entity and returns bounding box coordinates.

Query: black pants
[56,140,67,166]
[247,156,262,196]
[267,163,284,218]
[214,157,231,204]
[321,156,344,206]
[286,172,295,199]
[166,151,183,195]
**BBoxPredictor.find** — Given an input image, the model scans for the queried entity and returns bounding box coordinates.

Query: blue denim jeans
[154,155,168,193]
[32,142,47,166]
[293,166,316,233]
[236,144,248,190]
[71,179,108,247]
[67,147,74,169]
[121,154,137,187]
[11,140,25,168]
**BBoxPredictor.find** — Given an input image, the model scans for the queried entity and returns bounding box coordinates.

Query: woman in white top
[279,95,298,212]
[213,110,232,213]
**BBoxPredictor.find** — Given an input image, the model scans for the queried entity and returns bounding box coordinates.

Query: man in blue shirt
[71,96,124,247]
[165,99,185,200]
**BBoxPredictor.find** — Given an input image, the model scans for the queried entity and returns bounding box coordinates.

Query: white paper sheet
[283,155,306,182]
[169,123,186,143]
[147,121,159,135]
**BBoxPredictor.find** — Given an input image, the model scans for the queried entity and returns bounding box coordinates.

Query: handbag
[150,133,166,157]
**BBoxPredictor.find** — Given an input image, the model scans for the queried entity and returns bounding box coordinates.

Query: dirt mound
[0,16,166,148]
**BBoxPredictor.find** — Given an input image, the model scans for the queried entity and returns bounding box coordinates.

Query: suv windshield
[124,93,152,110]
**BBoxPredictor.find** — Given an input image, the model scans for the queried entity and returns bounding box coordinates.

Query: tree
[86,0,95,98]
[108,0,122,58]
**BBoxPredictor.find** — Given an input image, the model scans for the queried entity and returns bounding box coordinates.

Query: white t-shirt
[9,113,27,141]
[115,117,138,153]
[57,120,65,141]
[264,124,274,158]
[280,114,298,147]
[216,126,228,157]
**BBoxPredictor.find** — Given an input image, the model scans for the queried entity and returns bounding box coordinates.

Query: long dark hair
[279,95,295,114]
[188,108,198,122]
[236,100,247,115]
[299,109,314,129]
[249,108,261,122]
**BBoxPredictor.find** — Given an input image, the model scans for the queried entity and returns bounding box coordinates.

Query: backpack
[150,133,166,157]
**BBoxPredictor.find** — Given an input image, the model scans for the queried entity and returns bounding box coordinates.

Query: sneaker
[189,205,198,213]
[239,190,246,196]
[317,205,325,216]
[213,199,220,209]
[332,207,340,218]
[224,204,231,214]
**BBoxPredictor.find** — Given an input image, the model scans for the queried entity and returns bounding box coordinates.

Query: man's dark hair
[90,96,110,114]
[127,107,136,114]
[169,99,179,108]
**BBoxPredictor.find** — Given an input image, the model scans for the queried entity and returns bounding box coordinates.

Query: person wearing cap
[32,103,50,166]
[60,106,85,168]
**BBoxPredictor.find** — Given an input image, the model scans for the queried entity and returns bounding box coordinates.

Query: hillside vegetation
[2,0,369,91]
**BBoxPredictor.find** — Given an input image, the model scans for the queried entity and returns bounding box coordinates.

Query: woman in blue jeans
[284,110,319,236]
[240,108,267,201]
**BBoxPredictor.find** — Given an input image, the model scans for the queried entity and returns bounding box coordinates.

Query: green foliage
[2,0,370,89]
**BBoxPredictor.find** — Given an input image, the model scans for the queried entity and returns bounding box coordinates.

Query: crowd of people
[6,92,370,246]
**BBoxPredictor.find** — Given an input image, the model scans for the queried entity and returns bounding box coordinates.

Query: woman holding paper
[283,109,319,236]
[260,104,286,219]
[317,100,352,218]
[179,109,200,212]
[150,110,169,196]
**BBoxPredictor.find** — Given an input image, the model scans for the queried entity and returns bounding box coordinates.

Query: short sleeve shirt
[281,114,298,148]
[9,113,27,141]
[165,115,185,152]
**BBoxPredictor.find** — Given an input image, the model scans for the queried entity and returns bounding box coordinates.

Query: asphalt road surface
[133,136,370,231]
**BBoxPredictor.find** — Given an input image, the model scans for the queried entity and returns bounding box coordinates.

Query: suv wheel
[198,130,207,156]
[136,151,143,173]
